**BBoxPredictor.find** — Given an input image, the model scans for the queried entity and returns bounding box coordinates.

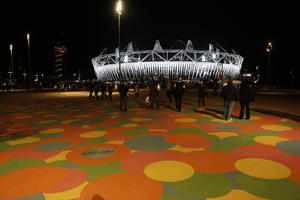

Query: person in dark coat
[93,80,99,101]
[148,78,160,110]
[118,81,129,111]
[107,82,114,101]
[198,82,207,107]
[88,80,94,100]
[173,77,185,112]
[166,78,174,103]
[100,82,107,99]
[239,81,256,119]
[213,80,219,96]
[220,79,238,121]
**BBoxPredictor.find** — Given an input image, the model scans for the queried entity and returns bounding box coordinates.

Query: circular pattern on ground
[236,173,300,200]
[66,143,130,165]
[124,135,175,151]
[216,125,241,131]
[80,131,107,138]
[39,128,64,134]
[0,166,65,199]
[81,147,116,159]
[261,124,292,131]
[173,172,232,199]
[144,160,194,182]
[254,136,289,146]
[80,173,163,200]
[276,140,300,156]
[206,189,267,200]
[178,151,235,173]
[235,158,291,179]
[174,118,197,123]
[35,141,70,152]
[122,124,138,127]
[164,133,212,148]
[131,118,150,122]
[120,150,184,175]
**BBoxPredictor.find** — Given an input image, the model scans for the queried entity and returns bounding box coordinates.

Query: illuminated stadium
[91,40,243,81]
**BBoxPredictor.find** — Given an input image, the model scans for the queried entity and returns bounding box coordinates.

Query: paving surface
[0,91,300,200]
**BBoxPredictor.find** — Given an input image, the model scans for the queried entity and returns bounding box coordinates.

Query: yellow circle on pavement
[261,125,292,131]
[250,116,262,120]
[144,160,194,182]
[207,189,266,200]
[39,128,64,134]
[235,158,291,179]
[174,118,197,123]
[80,131,107,138]
[131,118,150,122]
[254,136,289,146]
[122,124,138,128]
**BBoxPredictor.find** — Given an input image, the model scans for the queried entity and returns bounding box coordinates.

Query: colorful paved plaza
[0,91,300,200]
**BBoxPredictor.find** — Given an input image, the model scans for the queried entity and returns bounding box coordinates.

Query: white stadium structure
[91,40,243,81]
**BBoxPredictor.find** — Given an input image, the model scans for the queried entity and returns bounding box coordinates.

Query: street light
[266,41,273,87]
[116,0,123,80]
[9,44,14,83]
[27,33,32,89]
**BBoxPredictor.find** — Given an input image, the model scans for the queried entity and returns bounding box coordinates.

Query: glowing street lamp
[116,0,123,80]
[9,44,14,83]
[266,41,273,87]
[26,33,32,89]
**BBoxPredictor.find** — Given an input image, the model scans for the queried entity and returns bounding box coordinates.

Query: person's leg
[175,96,179,110]
[224,101,228,120]
[124,97,127,111]
[150,96,154,109]
[155,96,160,110]
[246,102,250,119]
[167,91,172,102]
[198,96,201,106]
[178,95,182,111]
[120,97,123,111]
[203,97,205,107]
[227,102,235,120]
[239,101,245,119]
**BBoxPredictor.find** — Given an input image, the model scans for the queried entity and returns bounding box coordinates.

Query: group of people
[88,80,114,101]
[149,77,186,111]
[220,79,256,121]
[88,78,256,120]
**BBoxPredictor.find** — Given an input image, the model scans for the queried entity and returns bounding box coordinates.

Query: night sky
[0,0,299,87]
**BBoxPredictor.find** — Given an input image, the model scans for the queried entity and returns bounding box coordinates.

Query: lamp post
[116,0,123,80]
[27,33,32,89]
[266,41,273,87]
[9,44,14,83]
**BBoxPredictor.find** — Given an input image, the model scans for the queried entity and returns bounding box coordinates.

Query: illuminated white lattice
[91,41,243,81]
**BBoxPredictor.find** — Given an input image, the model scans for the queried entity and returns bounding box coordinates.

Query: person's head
[227,79,233,85]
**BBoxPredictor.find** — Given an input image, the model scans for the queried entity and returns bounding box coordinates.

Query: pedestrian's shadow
[193,107,223,119]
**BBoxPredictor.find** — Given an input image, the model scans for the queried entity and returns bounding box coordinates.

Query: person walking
[173,77,185,112]
[107,82,114,101]
[213,80,218,96]
[198,82,207,107]
[134,82,139,100]
[88,80,94,100]
[148,78,160,110]
[118,81,129,112]
[93,80,99,101]
[100,82,107,99]
[220,79,238,121]
[239,80,256,119]
[166,78,174,103]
